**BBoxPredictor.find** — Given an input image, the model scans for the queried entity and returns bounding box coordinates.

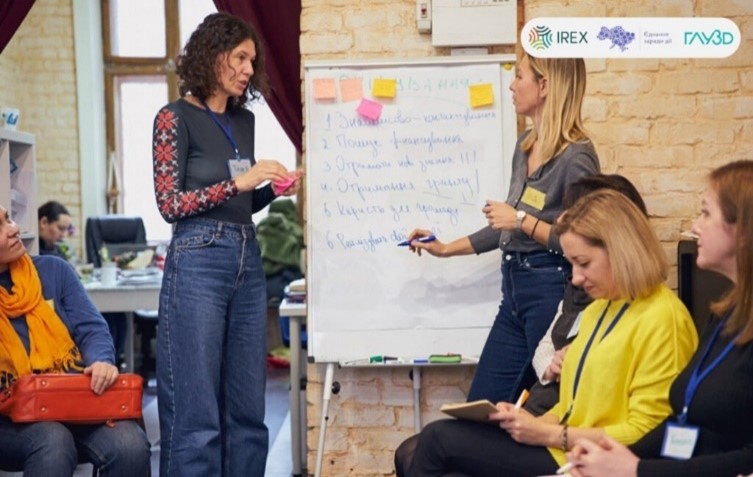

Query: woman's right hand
[405,228,447,257]
[543,345,569,382]
[235,159,290,192]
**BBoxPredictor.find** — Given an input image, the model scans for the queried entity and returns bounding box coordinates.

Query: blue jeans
[467,251,569,403]
[157,218,269,477]
[0,417,150,477]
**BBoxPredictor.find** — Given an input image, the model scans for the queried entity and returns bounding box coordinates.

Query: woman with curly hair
[151,12,302,476]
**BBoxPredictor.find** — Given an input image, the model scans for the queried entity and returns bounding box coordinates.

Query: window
[103,0,295,242]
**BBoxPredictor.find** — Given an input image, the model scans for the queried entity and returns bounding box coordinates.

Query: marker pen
[397,235,437,247]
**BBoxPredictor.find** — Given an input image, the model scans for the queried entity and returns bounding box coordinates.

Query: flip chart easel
[304,55,516,477]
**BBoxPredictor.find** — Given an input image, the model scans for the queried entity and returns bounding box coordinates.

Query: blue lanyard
[680,313,737,424]
[202,100,239,159]
[561,301,630,424]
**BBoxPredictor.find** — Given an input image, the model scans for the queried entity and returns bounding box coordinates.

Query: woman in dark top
[151,13,301,477]
[568,160,753,477]
[37,200,71,259]
[408,54,600,404]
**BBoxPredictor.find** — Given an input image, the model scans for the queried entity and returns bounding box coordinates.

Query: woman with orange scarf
[0,205,150,476]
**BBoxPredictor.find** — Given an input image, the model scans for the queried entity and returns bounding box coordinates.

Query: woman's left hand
[491,406,555,446]
[567,436,639,477]
[84,361,120,395]
[275,169,305,197]
[483,200,517,230]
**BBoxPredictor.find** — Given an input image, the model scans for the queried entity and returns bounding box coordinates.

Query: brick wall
[0,0,82,259]
[301,1,753,475]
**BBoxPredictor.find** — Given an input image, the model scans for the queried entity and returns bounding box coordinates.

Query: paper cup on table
[100,263,118,287]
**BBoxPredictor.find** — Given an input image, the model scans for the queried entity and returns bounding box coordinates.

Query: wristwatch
[515,209,527,230]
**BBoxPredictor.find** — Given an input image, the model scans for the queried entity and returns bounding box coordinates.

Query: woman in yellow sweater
[406,189,698,477]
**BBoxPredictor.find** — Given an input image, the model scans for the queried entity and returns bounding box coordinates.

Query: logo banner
[522,17,740,58]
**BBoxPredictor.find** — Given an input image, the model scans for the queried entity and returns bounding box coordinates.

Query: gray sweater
[468,131,600,255]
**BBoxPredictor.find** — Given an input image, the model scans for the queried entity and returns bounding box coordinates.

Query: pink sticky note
[340,78,363,102]
[313,78,337,100]
[356,98,383,120]
[273,176,297,195]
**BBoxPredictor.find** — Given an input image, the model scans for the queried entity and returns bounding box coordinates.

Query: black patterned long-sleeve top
[152,98,276,224]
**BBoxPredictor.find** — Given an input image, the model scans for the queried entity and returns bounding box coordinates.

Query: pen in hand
[397,235,436,247]
[513,389,529,410]
[556,461,574,475]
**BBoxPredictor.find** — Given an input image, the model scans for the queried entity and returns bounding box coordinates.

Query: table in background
[84,280,161,373]
[279,298,307,477]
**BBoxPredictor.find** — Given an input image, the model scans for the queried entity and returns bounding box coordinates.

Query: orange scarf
[0,254,83,388]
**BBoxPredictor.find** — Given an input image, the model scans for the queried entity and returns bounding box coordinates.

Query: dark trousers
[468,251,569,403]
[406,419,559,477]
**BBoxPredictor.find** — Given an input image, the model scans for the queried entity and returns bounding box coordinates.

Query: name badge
[661,422,699,460]
[521,186,546,210]
[227,158,252,179]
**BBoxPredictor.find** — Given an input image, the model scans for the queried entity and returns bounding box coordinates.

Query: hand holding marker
[397,235,436,247]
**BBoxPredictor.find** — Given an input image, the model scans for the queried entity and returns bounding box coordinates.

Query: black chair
[84,215,158,381]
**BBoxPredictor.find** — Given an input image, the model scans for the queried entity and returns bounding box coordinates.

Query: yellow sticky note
[340,78,363,102]
[521,186,546,210]
[469,83,494,108]
[372,78,397,98]
[313,78,337,100]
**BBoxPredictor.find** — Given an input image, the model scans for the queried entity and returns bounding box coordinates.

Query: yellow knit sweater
[546,284,698,466]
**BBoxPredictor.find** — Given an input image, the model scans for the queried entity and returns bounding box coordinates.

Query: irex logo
[556,31,588,44]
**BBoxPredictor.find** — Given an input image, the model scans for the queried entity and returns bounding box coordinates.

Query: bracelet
[560,423,569,451]
[530,217,541,237]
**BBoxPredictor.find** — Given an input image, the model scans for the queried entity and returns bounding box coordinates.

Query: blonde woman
[568,161,753,477]
[406,190,697,477]
[408,54,600,403]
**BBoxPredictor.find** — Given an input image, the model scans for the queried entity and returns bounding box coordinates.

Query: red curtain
[213,1,303,154]
[0,0,35,54]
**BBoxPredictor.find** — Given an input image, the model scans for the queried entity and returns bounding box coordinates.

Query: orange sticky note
[340,78,363,102]
[469,83,494,108]
[372,78,397,98]
[313,78,337,100]
[356,98,383,121]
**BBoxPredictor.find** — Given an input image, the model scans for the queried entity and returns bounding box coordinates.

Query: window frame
[101,0,181,214]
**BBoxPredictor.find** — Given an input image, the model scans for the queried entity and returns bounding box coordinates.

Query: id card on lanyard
[202,100,252,179]
[661,314,737,460]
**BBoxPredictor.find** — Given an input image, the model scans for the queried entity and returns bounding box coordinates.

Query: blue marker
[397,235,436,247]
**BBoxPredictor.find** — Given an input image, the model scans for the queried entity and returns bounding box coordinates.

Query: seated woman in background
[38,200,72,260]
[405,189,698,477]
[0,204,151,476]
[394,174,648,476]
[567,160,753,477]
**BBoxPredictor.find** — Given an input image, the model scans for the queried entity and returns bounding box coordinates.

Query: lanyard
[561,301,630,424]
[202,100,239,159]
[680,313,737,424]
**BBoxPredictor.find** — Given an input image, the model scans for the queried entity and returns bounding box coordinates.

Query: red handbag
[0,373,143,424]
